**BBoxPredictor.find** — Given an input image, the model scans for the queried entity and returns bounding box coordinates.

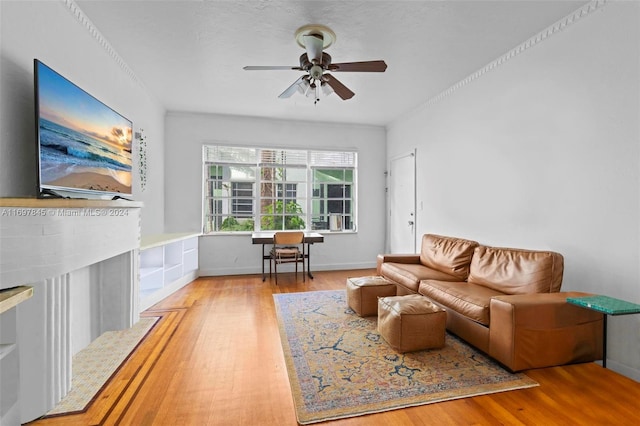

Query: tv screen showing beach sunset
[35,60,132,196]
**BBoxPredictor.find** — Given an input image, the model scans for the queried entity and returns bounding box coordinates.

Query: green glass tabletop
[567,295,640,315]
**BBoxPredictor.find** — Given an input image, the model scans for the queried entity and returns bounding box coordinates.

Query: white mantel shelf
[1,198,143,291]
[0,197,143,208]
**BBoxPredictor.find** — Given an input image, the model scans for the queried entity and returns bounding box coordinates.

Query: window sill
[201,230,357,237]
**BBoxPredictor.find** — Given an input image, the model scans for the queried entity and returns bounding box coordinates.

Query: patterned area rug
[46,316,159,415]
[273,290,538,424]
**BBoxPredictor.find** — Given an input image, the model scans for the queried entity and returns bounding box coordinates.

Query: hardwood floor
[29,269,640,425]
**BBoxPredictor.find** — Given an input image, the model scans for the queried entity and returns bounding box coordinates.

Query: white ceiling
[75,0,589,127]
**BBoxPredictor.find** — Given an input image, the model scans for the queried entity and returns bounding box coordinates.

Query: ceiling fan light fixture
[297,78,311,95]
[321,81,334,96]
[309,65,323,80]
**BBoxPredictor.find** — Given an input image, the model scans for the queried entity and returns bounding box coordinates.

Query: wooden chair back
[273,231,304,245]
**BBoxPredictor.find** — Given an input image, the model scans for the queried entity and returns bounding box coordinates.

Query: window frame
[202,145,357,234]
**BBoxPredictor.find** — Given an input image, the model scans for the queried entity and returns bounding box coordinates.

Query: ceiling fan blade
[329,60,388,72]
[323,74,355,100]
[243,65,302,71]
[278,75,308,99]
[303,34,324,63]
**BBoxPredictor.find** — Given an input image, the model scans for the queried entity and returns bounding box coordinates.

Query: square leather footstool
[346,276,397,317]
[377,294,446,352]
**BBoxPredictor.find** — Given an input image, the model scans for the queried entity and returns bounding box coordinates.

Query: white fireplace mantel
[1,198,143,289]
[0,198,143,424]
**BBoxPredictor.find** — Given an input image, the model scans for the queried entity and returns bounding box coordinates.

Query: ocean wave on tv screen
[39,119,131,171]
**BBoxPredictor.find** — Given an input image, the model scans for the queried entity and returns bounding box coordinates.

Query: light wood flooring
[29,269,640,425]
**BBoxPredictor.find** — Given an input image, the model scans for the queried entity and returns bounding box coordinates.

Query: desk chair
[270,231,305,284]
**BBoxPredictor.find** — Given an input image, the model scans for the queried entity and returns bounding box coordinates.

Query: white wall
[0,0,165,235]
[164,112,386,275]
[387,1,639,379]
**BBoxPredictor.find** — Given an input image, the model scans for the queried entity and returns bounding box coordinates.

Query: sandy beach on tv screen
[48,171,131,194]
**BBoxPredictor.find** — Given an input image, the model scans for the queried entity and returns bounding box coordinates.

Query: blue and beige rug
[273,290,538,424]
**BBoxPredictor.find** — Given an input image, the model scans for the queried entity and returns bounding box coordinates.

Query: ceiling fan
[243,24,387,103]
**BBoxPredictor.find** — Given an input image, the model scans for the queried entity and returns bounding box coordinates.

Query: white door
[389,151,416,253]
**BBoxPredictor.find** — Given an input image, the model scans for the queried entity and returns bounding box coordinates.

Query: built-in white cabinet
[139,233,200,311]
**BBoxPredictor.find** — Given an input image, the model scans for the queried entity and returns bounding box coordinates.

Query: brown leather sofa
[377,234,603,372]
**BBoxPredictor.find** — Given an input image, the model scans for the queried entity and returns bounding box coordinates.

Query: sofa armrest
[489,292,603,372]
[376,253,420,274]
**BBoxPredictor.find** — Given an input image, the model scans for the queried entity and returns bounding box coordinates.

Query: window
[231,182,253,215]
[311,169,353,231]
[203,146,357,233]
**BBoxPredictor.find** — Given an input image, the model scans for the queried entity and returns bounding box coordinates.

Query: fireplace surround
[0,198,142,424]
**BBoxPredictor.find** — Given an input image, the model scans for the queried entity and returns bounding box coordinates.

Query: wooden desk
[252,232,324,281]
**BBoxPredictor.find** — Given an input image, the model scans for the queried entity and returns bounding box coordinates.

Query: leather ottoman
[377,295,446,353]
[346,276,397,317]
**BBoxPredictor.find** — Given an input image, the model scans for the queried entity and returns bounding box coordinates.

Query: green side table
[566,295,640,368]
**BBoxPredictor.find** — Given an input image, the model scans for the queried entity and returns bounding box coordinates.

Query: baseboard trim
[602,359,640,383]
[140,271,199,311]
[198,262,377,277]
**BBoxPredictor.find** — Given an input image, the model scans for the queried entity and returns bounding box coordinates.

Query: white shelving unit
[140,233,200,311]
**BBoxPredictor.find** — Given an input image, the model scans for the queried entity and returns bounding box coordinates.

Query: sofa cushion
[420,234,479,280]
[380,262,459,293]
[468,245,563,295]
[419,280,505,326]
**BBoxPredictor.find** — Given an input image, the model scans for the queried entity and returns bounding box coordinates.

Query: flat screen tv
[34,59,133,198]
